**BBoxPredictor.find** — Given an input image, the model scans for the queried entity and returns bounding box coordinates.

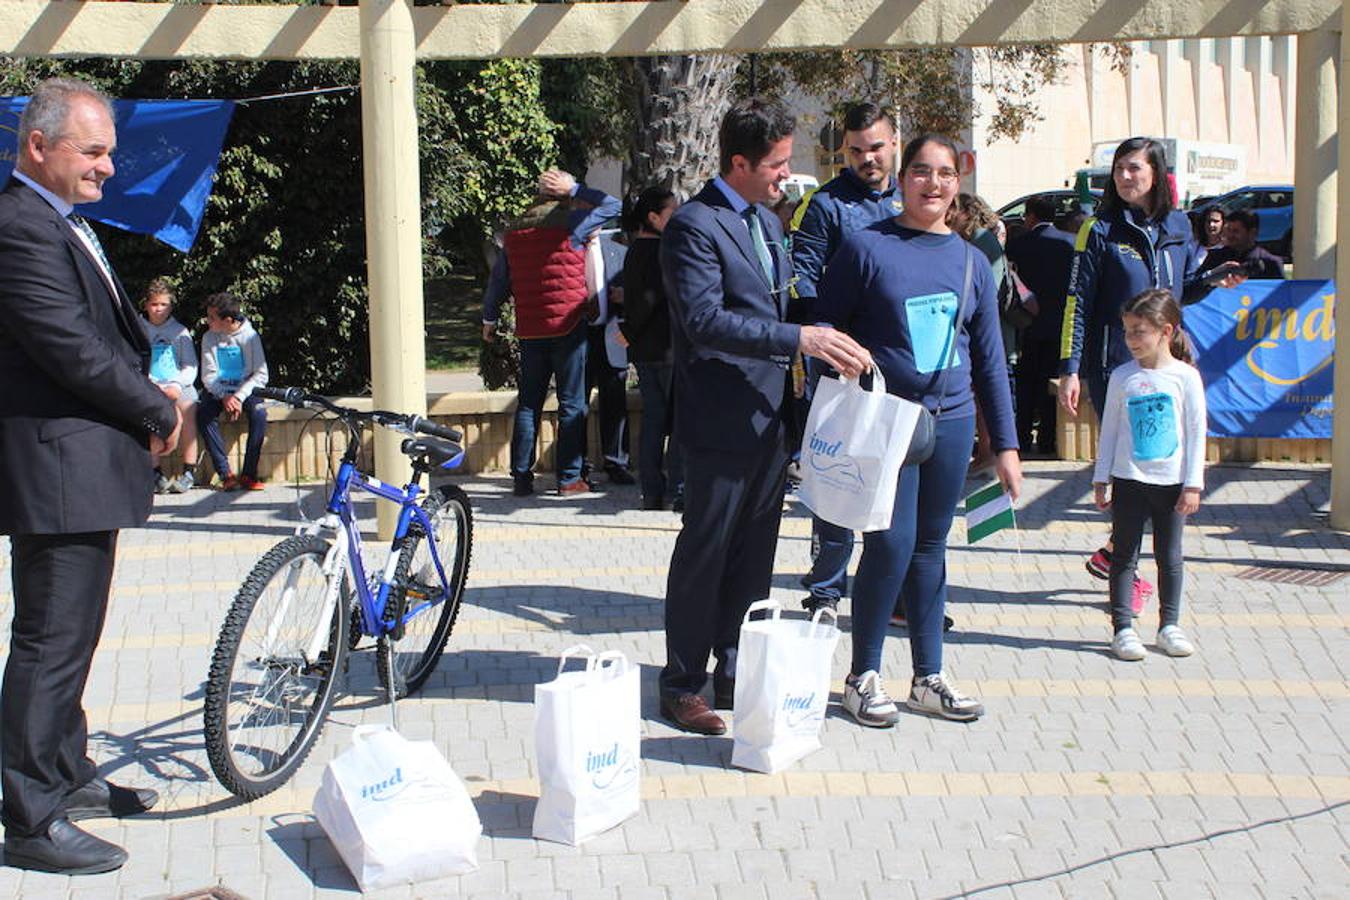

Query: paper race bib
[149,342,178,383]
[1127,392,1178,461]
[216,344,244,386]
[905,291,961,374]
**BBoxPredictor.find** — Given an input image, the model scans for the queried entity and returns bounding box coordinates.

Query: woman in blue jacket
[1056,137,1242,592]
[815,134,1022,728]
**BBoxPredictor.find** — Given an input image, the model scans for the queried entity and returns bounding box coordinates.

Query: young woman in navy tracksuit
[1055,137,1242,608]
[815,134,1022,729]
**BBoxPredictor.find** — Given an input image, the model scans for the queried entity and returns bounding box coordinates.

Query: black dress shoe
[660,693,726,735]
[604,465,636,485]
[3,817,127,874]
[64,777,159,821]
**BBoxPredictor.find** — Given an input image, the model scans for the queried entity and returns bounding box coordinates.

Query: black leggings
[1108,478,1185,632]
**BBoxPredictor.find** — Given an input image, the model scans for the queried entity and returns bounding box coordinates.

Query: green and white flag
[965,481,1015,544]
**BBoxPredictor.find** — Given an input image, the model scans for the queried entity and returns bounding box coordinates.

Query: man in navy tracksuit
[790,102,900,614]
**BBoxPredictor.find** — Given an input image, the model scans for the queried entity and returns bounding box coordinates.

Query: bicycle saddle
[400,437,461,468]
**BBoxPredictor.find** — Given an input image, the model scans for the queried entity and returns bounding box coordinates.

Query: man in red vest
[483,170,621,496]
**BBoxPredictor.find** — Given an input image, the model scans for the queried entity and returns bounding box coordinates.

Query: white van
[779,174,820,204]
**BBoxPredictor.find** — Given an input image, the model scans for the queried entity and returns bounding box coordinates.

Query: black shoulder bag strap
[932,242,975,420]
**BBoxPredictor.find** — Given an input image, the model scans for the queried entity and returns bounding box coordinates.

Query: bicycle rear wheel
[377,484,473,698]
[204,535,349,799]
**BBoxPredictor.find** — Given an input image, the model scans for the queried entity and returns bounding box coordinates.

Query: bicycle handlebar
[255,386,464,443]
[254,385,304,404]
[405,416,461,442]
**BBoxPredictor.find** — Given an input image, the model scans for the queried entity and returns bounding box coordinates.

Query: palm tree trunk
[623,54,740,199]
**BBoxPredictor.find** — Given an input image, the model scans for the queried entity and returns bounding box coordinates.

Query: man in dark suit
[1006,195,1074,456]
[657,100,871,735]
[0,77,181,875]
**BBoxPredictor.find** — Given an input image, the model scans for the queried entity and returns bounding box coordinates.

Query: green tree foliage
[749,45,1067,143]
[1,53,558,394]
[540,57,632,177]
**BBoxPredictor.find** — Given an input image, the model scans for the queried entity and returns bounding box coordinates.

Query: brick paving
[0,461,1346,898]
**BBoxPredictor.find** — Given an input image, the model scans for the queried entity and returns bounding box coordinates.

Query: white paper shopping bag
[797,369,922,532]
[313,724,481,892]
[532,645,641,845]
[731,601,841,774]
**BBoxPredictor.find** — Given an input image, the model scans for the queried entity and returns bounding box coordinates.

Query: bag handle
[931,243,975,420]
[808,605,839,637]
[848,366,887,396]
[594,650,630,679]
[351,723,397,745]
[741,599,782,624]
[555,643,599,675]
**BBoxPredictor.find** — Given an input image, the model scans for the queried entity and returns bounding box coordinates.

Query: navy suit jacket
[1006,221,1075,343]
[660,181,801,454]
[0,178,177,534]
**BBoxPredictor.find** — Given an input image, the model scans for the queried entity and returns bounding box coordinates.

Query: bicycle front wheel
[377,484,473,698]
[204,535,349,800]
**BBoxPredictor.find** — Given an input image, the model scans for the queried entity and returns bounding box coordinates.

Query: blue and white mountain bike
[203,387,473,799]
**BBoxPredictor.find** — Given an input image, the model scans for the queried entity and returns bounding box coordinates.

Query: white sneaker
[1157,625,1195,657]
[907,672,984,721]
[843,670,900,728]
[1112,627,1146,661]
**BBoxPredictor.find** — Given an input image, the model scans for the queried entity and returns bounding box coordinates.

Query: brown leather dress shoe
[660,693,726,735]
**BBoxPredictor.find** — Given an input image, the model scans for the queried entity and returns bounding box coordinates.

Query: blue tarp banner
[1185,280,1335,439]
[0,97,234,252]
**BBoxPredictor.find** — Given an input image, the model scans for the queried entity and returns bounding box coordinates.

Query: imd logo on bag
[360,767,408,802]
[586,743,637,792]
[782,692,823,731]
[806,433,863,490]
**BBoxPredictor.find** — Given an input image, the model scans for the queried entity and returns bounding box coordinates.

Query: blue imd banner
[0,97,234,252]
[1185,280,1335,439]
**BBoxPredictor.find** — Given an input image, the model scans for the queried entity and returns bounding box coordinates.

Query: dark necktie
[68,213,114,279]
[743,208,775,285]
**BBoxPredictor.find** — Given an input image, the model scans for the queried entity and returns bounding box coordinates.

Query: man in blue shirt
[791,103,900,615]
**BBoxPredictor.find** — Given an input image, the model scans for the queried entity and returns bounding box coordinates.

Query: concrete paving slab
[0,462,1344,897]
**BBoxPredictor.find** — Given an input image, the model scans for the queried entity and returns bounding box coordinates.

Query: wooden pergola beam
[0,0,1339,62]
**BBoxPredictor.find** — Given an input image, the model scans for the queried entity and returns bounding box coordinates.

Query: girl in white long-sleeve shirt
[1093,288,1206,661]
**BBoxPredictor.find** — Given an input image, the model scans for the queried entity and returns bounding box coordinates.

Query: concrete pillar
[1251,36,1272,163]
[1221,37,1242,142]
[1295,30,1338,278]
[1277,36,1298,172]
[1083,44,1097,145]
[1159,40,1179,136]
[1191,38,1213,140]
[1333,17,1350,531]
[1126,40,1143,136]
[359,0,427,537]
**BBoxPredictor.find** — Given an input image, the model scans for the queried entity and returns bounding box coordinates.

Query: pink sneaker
[1131,577,1154,615]
[1086,547,1112,580]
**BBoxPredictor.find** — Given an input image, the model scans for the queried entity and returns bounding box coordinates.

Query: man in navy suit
[1005,195,1074,456]
[657,100,871,735]
[0,78,180,874]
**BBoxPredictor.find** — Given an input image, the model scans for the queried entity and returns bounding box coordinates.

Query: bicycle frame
[294,437,461,665]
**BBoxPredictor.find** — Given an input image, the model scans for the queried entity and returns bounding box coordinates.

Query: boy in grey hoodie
[197,292,269,490]
[141,278,200,493]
